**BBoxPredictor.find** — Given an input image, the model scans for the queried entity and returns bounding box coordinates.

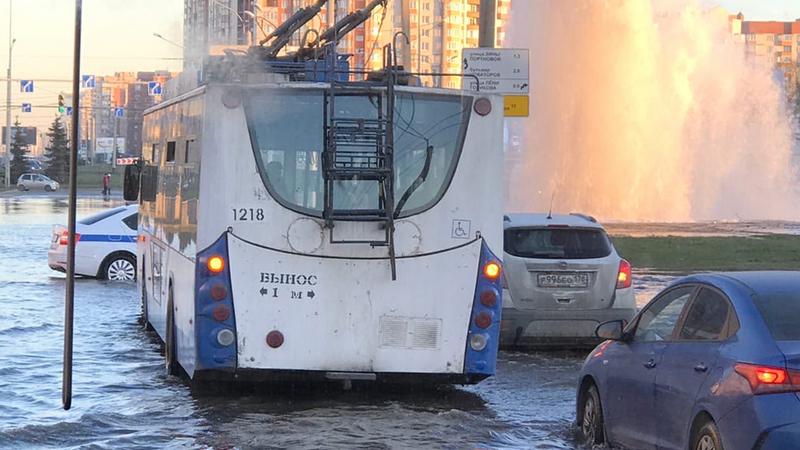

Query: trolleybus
[124,1,504,385]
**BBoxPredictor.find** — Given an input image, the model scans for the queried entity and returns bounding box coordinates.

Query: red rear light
[266,330,284,348]
[210,284,227,301]
[475,312,493,329]
[616,259,632,289]
[212,304,231,321]
[59,231,80,246]
[735,363,800,394]
[480,289,498,307]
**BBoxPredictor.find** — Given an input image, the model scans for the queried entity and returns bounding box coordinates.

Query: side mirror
[596,320,625,341]
[123,165,140,201]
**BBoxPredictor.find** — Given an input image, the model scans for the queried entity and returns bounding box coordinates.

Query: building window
[166,141,176,163]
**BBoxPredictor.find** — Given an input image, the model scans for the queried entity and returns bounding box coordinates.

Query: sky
[0,0,799,132]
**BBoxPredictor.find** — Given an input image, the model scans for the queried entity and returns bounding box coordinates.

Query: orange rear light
[483,262,501,281]
[207,255,225,274]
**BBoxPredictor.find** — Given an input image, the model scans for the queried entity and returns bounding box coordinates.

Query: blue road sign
[81,74,96,88]
[21,103,31,113]
[147,81,162,96]
[20,80,34,93]
[65,106,73,116]
[114,107,124,118]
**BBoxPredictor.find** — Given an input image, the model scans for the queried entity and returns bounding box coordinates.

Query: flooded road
[0,196,674,449]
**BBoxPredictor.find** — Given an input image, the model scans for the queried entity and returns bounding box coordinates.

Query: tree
[9,119,30,182]
[44,117,70,183]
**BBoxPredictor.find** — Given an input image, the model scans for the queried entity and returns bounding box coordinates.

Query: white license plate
[537,272,589,288]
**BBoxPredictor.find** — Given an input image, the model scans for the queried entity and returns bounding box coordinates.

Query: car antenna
[547,192,555,219]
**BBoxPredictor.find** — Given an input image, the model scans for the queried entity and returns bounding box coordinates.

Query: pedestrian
[102,172,111,199]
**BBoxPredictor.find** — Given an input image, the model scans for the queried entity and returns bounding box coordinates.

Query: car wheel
[165,286,180,376]
[104,254,136,281]
[693,420,723,450]
[44,185,53,192]
[580,384,605,446]
[17,184,26,191]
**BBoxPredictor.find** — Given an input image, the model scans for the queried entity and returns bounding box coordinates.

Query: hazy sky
[0,0,799,130]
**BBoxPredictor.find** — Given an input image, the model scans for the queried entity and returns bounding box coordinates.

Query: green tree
[44,117,70,183]
[9,119,30,182]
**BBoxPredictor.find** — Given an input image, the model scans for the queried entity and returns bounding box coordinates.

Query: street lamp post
[4,1,14,188]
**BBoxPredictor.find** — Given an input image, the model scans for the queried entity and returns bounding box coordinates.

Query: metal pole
[4,0,12,187]
[478,0,496,48]
[112,112,117,169]
[251,2,257,46]
[63,0,82,411]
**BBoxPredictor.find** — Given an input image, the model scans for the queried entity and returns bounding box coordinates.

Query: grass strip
[611,234,800,272]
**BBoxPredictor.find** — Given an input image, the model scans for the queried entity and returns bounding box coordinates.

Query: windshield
[752,293,800,341]
[244,88,470,218]
[504,227,613,259]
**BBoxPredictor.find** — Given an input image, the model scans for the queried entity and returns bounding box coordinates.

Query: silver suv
[500,213,636,348]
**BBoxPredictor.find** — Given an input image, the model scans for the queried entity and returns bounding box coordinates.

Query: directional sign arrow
[259,287,268,296]
[307,291,315,299]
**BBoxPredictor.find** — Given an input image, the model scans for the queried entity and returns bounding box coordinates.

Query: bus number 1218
[233,208,265,221]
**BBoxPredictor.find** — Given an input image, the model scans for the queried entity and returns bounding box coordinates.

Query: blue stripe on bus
[79,234,137,243]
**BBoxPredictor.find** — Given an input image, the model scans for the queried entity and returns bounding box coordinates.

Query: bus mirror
[123,165,140,201]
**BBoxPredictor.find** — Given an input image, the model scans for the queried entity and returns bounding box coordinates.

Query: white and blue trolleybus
[124,0,504,385]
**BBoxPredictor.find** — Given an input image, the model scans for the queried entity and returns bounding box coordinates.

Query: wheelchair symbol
[451,219,471,239]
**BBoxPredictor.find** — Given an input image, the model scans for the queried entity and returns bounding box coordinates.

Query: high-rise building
[78,71,175,160]
[183,0,511,87]
[730,13,800,90]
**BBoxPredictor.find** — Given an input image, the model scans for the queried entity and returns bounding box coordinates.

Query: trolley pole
[4,1,13,188]
[63,0,82,411]
[478,0,496,48]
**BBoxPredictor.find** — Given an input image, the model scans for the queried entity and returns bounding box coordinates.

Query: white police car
[47,204,138,281]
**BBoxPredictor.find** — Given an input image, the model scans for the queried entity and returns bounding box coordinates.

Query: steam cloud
[505,0,800,221]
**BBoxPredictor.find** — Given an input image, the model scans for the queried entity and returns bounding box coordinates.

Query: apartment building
[184,0,511,87]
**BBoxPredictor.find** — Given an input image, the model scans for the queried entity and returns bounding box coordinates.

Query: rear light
[210,284,227,301]
[470,333,488,351]
[734,363,800,394]
[266,330,284,348]
[207,255,225,274]
[59,231,81,246]
[475,311,493,329]
[212,305,231,322]
[616,259,632,289]
[483,261,501,281]
[480,288,498,307]
[216,329,235,346]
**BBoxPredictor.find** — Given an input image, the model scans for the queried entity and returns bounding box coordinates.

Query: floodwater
[0,196,675,449]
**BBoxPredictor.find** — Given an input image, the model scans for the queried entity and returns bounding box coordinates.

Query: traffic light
[58,94,65,113]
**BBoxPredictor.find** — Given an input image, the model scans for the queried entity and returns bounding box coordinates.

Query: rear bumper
[499,306,637,348]
[192,368,488,385]
[754,422,800,450]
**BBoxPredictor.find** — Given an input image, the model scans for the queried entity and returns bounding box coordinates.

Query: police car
[48,204,138,281]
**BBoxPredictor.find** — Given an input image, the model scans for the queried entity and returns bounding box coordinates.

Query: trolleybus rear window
[244,88,471,218]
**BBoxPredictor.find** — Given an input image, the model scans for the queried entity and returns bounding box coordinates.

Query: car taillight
[735,363,800,394]
[59,231,81,246]
[616,259,632,289]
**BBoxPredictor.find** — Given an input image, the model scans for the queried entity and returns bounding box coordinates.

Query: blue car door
[604,285,696,449]
[654,287,734,450]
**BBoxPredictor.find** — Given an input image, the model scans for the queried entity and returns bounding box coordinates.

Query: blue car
[577,271,800,450]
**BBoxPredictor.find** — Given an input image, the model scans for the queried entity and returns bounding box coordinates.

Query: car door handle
[643,359,657,369]
[694,364,708,373]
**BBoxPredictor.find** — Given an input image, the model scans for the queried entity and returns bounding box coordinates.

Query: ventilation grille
[379,316,441,350]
